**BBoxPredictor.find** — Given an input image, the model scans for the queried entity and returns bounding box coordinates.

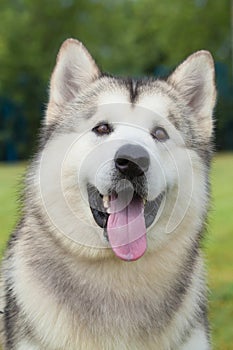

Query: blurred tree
[0,0,231,159]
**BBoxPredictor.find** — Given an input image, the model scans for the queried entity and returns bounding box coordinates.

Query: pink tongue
[107,194,147,261]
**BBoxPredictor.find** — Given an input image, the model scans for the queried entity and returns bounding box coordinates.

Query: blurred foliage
[0,0,232,159]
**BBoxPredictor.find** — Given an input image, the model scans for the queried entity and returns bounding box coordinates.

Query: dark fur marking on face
[167,112,181,131]
[129,79,138,103]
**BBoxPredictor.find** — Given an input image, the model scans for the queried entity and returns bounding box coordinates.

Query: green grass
[0,155,233,349]
[0,163,26,256]
[208,153,233,349]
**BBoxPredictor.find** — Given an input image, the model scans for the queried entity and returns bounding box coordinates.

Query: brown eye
[151,127,169,142]
[92,123,113,136]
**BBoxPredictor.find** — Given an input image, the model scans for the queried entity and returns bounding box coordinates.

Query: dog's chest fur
[7,228,205,350]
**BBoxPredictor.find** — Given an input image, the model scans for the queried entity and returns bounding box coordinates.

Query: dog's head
[35,39,216,261]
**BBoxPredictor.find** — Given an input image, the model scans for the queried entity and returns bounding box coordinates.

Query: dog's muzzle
[87,144,164,262]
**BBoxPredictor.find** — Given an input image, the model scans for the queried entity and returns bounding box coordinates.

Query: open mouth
[87,184,164,261]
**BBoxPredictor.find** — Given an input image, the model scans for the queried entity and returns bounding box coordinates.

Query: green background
[0,0,232,161]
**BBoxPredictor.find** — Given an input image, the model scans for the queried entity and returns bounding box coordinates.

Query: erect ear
[48,38,100,107]
[168,50,216,138]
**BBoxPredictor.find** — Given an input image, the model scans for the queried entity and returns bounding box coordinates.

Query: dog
[0,38,216,349]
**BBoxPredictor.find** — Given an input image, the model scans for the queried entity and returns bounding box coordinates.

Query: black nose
[114,144,150,178]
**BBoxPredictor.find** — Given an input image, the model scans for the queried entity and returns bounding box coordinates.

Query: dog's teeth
[103,195,109,209]
[143,199,146,205]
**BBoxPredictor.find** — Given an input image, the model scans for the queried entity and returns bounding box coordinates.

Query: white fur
[17,341,41,350]
[11,244,207,350]
[1,40,216,350]
[47,38,99,123]
[36,91,208,254]
[168,50,216,138]
[181,328,210,350]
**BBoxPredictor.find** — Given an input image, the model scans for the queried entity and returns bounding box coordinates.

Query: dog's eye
[92,123,113,136]
[151,127,169,142]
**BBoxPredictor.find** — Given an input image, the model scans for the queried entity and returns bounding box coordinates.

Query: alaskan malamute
[0,39,216,349]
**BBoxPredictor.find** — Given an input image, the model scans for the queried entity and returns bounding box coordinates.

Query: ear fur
[46,38,100,123]
[168,50,216,138]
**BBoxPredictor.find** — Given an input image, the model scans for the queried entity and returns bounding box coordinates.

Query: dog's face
[36,39,216,261]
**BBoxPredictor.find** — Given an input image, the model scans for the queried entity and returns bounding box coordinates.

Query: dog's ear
[47,38,100,120]
[168,51,216,138]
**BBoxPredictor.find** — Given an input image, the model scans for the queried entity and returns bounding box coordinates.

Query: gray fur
[0,39,216,350]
